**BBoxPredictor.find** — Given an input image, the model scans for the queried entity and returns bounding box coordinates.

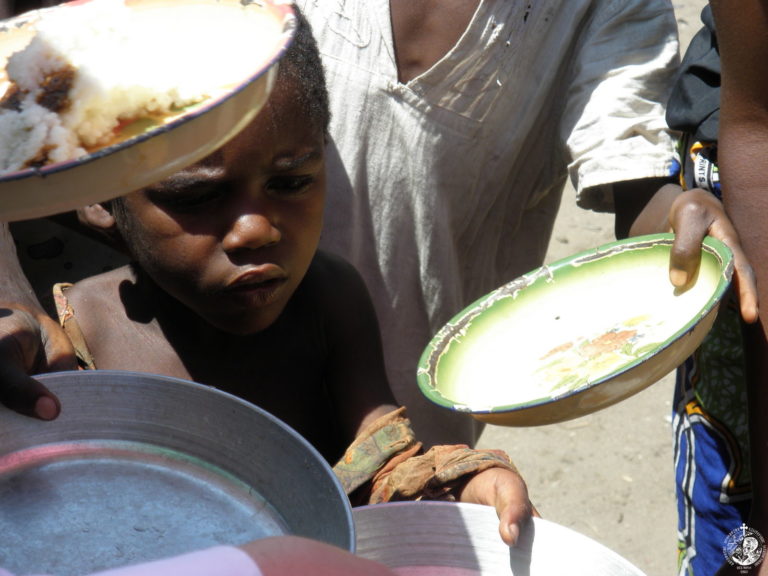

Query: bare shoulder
[66,266,131,304]
[61,265,187,374]
[64,266,134,331]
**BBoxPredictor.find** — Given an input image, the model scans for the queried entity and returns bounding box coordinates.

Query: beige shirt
[303,0,680,446]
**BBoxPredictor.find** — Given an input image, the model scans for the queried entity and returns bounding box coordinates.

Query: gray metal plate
[0,371,353,575]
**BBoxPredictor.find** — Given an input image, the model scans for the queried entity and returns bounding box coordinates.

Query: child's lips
[227,265,285,287]
[224,267,287,303]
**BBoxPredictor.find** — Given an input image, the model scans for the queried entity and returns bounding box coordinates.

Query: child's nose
[222,211,281,252]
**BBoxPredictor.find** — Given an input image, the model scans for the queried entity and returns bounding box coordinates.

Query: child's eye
[265,175,315,197]
[149,184,227,211]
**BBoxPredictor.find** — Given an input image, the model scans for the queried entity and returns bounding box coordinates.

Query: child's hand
[666,187,758,323]
[455,466,537,547]
[0,307,68,419]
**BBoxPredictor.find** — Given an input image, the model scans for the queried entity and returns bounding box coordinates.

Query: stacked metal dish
[0,371,353,574]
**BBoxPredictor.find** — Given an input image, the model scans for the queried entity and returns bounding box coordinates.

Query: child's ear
[78,203,116,232]
[75,203,130,255]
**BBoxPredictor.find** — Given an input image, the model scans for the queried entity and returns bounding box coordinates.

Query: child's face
[116,77,326,334]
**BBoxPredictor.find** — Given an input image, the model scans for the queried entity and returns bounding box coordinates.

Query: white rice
[0,0,282,175]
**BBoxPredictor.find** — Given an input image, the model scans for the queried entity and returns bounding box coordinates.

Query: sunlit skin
[389,0,479,83]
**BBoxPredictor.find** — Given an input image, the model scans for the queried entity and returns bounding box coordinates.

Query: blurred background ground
[476,3,707,574]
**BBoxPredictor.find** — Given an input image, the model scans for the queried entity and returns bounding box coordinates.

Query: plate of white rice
[0,0,295,221]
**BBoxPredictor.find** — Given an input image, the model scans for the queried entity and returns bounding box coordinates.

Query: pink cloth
[0,546,262,576]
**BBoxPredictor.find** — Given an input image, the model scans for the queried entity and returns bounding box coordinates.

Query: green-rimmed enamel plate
[417,234,734,427]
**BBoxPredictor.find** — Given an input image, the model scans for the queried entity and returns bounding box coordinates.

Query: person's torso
[61,255,348,462]
[302,0,595,320]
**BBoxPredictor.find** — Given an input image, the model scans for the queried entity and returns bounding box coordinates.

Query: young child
[46,8,531,546]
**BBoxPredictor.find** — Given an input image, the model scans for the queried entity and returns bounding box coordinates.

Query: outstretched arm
[240,536,396,576]
[0,537,397,576]
[710,1,768,574]
[317,252,534,546]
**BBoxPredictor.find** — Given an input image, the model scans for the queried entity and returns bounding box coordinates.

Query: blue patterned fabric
[674,295,752,575]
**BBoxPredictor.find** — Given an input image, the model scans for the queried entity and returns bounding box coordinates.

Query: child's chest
[389,0,480,83]
[155,320,345,461]
[83,280,347,461]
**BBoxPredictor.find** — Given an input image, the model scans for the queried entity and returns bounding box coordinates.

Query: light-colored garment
[0,546,262,576]
[299,0,680,445]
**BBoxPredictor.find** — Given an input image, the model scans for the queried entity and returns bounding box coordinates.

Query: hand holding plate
[455,466,535,547]
[667,187,758,323]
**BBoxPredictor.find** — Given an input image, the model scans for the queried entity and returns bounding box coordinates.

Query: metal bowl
[354,501,646,575]
[0,370,354,574]
[0,0,295,222]
[418,234,733,426]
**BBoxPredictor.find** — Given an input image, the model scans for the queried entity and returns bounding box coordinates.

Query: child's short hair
[283,5,330,135]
